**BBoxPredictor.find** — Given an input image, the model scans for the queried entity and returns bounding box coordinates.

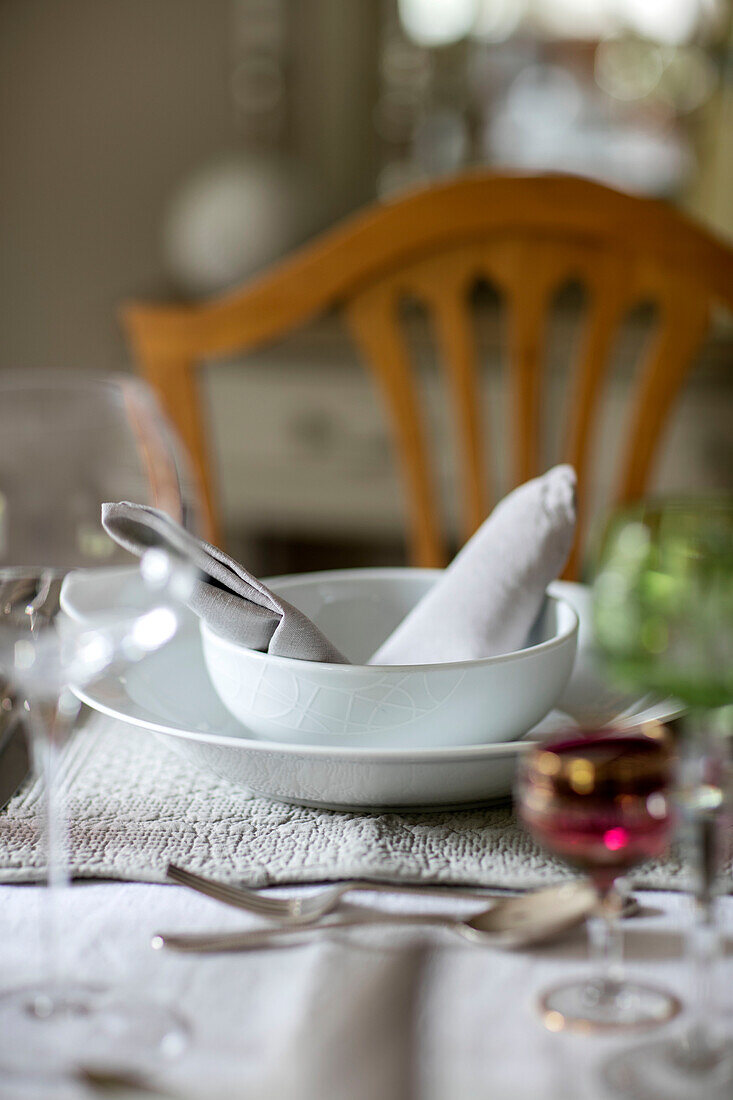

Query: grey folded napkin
[101,464,576,666]
[101,502,346,662]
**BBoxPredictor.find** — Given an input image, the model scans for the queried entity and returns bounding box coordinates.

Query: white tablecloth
[2,882,732,1100]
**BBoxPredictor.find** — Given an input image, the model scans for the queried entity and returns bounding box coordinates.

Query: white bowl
[201,568,578,749]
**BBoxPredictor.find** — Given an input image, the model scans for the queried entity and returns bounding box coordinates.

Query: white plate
[63,572,681,811]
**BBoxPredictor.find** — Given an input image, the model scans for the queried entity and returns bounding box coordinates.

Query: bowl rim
[200,566,579,673]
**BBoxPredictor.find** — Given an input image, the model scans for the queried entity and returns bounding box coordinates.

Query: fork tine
[165,864,276,905]
[166,864,294,915]
[208,888,292,914]
[166,863,260,899]
[167,872,291,915]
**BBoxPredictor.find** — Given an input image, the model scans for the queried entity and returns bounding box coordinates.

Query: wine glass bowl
[517,725,679,1032]
[520,728,675,895]
[593,498,733,709]
[0,371,197,570]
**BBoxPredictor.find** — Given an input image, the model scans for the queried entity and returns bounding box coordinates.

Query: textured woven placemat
[1,713,725,891]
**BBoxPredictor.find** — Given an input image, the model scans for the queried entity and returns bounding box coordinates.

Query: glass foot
[539,978,681,1033]
[602,1036,733,1100]
[0,981,188,1084]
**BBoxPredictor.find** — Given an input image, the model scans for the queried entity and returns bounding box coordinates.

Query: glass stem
[685,889,719,1065]
[679,711,724,1066]
[28,695,74,992]
[587,887,623,995]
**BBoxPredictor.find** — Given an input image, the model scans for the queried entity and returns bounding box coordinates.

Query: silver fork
[166,863,513,926]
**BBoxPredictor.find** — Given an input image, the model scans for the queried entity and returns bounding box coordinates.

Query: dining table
[1,876,732,1100]
[1,711,732,1100]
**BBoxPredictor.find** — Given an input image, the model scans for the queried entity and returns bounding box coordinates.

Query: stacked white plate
[61,568,680,812]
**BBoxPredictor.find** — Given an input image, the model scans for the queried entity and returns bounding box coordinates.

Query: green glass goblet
[593,497,733,1100]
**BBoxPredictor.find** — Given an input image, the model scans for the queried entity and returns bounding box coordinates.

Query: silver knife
[0,714,31,811]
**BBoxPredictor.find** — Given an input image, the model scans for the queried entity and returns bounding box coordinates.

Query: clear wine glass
[0,559,192,1081]
[0,372,199,1082]
[593,497,733,1100]
[517,725,679,1031]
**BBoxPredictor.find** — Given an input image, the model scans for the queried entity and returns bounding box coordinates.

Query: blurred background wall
[0,0,379,372]
[1,0,732,571]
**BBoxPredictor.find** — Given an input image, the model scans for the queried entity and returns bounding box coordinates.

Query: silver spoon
[152,881,598,954]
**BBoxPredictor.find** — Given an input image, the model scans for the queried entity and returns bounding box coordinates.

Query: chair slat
[616,285,709,505]
[562,255,631,578]
[431,289,489,541]
[346,288,446,568]
[488,241,566,488]
[398,249,491,544]
[134,347,219,544]
[119,377,186,527]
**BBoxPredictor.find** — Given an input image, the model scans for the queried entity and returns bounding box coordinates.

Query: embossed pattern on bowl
[201,569,578,749]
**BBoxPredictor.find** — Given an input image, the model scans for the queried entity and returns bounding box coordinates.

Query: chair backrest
[122,172,733,579]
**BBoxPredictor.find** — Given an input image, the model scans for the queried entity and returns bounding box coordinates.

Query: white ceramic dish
[61,568,681,811]
[200,569,579,749]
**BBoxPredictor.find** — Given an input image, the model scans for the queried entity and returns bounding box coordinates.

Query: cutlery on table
[166,863,531,926]
[152,880,598,953]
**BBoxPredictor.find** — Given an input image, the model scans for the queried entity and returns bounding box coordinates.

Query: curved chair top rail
[123,172,733,360]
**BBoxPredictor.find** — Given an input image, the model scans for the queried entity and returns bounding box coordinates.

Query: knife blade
[0,714,31,811]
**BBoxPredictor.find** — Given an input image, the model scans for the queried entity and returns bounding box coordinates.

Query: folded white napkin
[370,465,576,664]
[101,464,575,666]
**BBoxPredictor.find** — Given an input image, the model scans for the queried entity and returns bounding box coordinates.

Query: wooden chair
[122,172,733,579]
